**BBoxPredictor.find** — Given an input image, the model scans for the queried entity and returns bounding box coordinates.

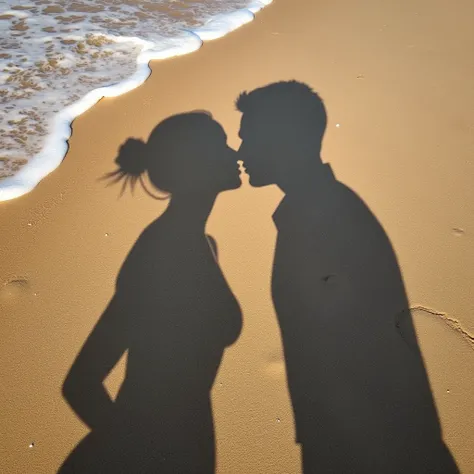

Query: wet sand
[1,0,474,472]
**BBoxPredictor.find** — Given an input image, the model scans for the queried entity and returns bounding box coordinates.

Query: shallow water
[0,0,271,200]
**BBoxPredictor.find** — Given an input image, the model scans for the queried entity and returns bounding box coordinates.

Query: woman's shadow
[59,112,242,473]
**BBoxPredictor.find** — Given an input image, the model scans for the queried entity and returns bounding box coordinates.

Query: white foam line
[0,0,273,202]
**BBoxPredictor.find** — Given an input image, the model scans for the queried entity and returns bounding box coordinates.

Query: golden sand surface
[1,0,473,472]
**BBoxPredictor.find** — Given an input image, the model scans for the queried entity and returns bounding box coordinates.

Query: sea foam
[0,0,272,201]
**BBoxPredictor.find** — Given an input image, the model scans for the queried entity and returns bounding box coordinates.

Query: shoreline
[0,1,272,202]
[1,0,474,472]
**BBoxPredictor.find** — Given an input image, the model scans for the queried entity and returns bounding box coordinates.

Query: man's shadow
[236,81,459,473]
[59,112,242,473]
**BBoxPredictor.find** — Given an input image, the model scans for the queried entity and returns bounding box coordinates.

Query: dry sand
[1,0,474,472]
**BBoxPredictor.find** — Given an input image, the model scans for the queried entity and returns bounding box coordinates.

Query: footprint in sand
[263,350,286,379]
[452,227,465,237]
[0,277,31,301]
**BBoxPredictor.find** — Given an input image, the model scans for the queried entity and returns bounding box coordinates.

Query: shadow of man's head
[236,81,327,189]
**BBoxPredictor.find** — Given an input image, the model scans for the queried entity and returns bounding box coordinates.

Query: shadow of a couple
[59,81,458,473]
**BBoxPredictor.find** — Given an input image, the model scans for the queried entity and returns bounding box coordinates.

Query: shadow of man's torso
[271,165,457,473]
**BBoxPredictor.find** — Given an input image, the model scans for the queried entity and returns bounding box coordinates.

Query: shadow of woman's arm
[62,295,128,431]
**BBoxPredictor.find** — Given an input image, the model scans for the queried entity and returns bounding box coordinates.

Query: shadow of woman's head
[105,111,241,198]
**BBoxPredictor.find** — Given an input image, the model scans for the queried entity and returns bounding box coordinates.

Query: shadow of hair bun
[115,138,148,177]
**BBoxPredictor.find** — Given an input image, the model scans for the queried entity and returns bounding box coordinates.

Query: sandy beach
[1,0,474,472]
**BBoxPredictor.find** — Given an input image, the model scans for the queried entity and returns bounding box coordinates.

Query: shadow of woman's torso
[60,214,242,473]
